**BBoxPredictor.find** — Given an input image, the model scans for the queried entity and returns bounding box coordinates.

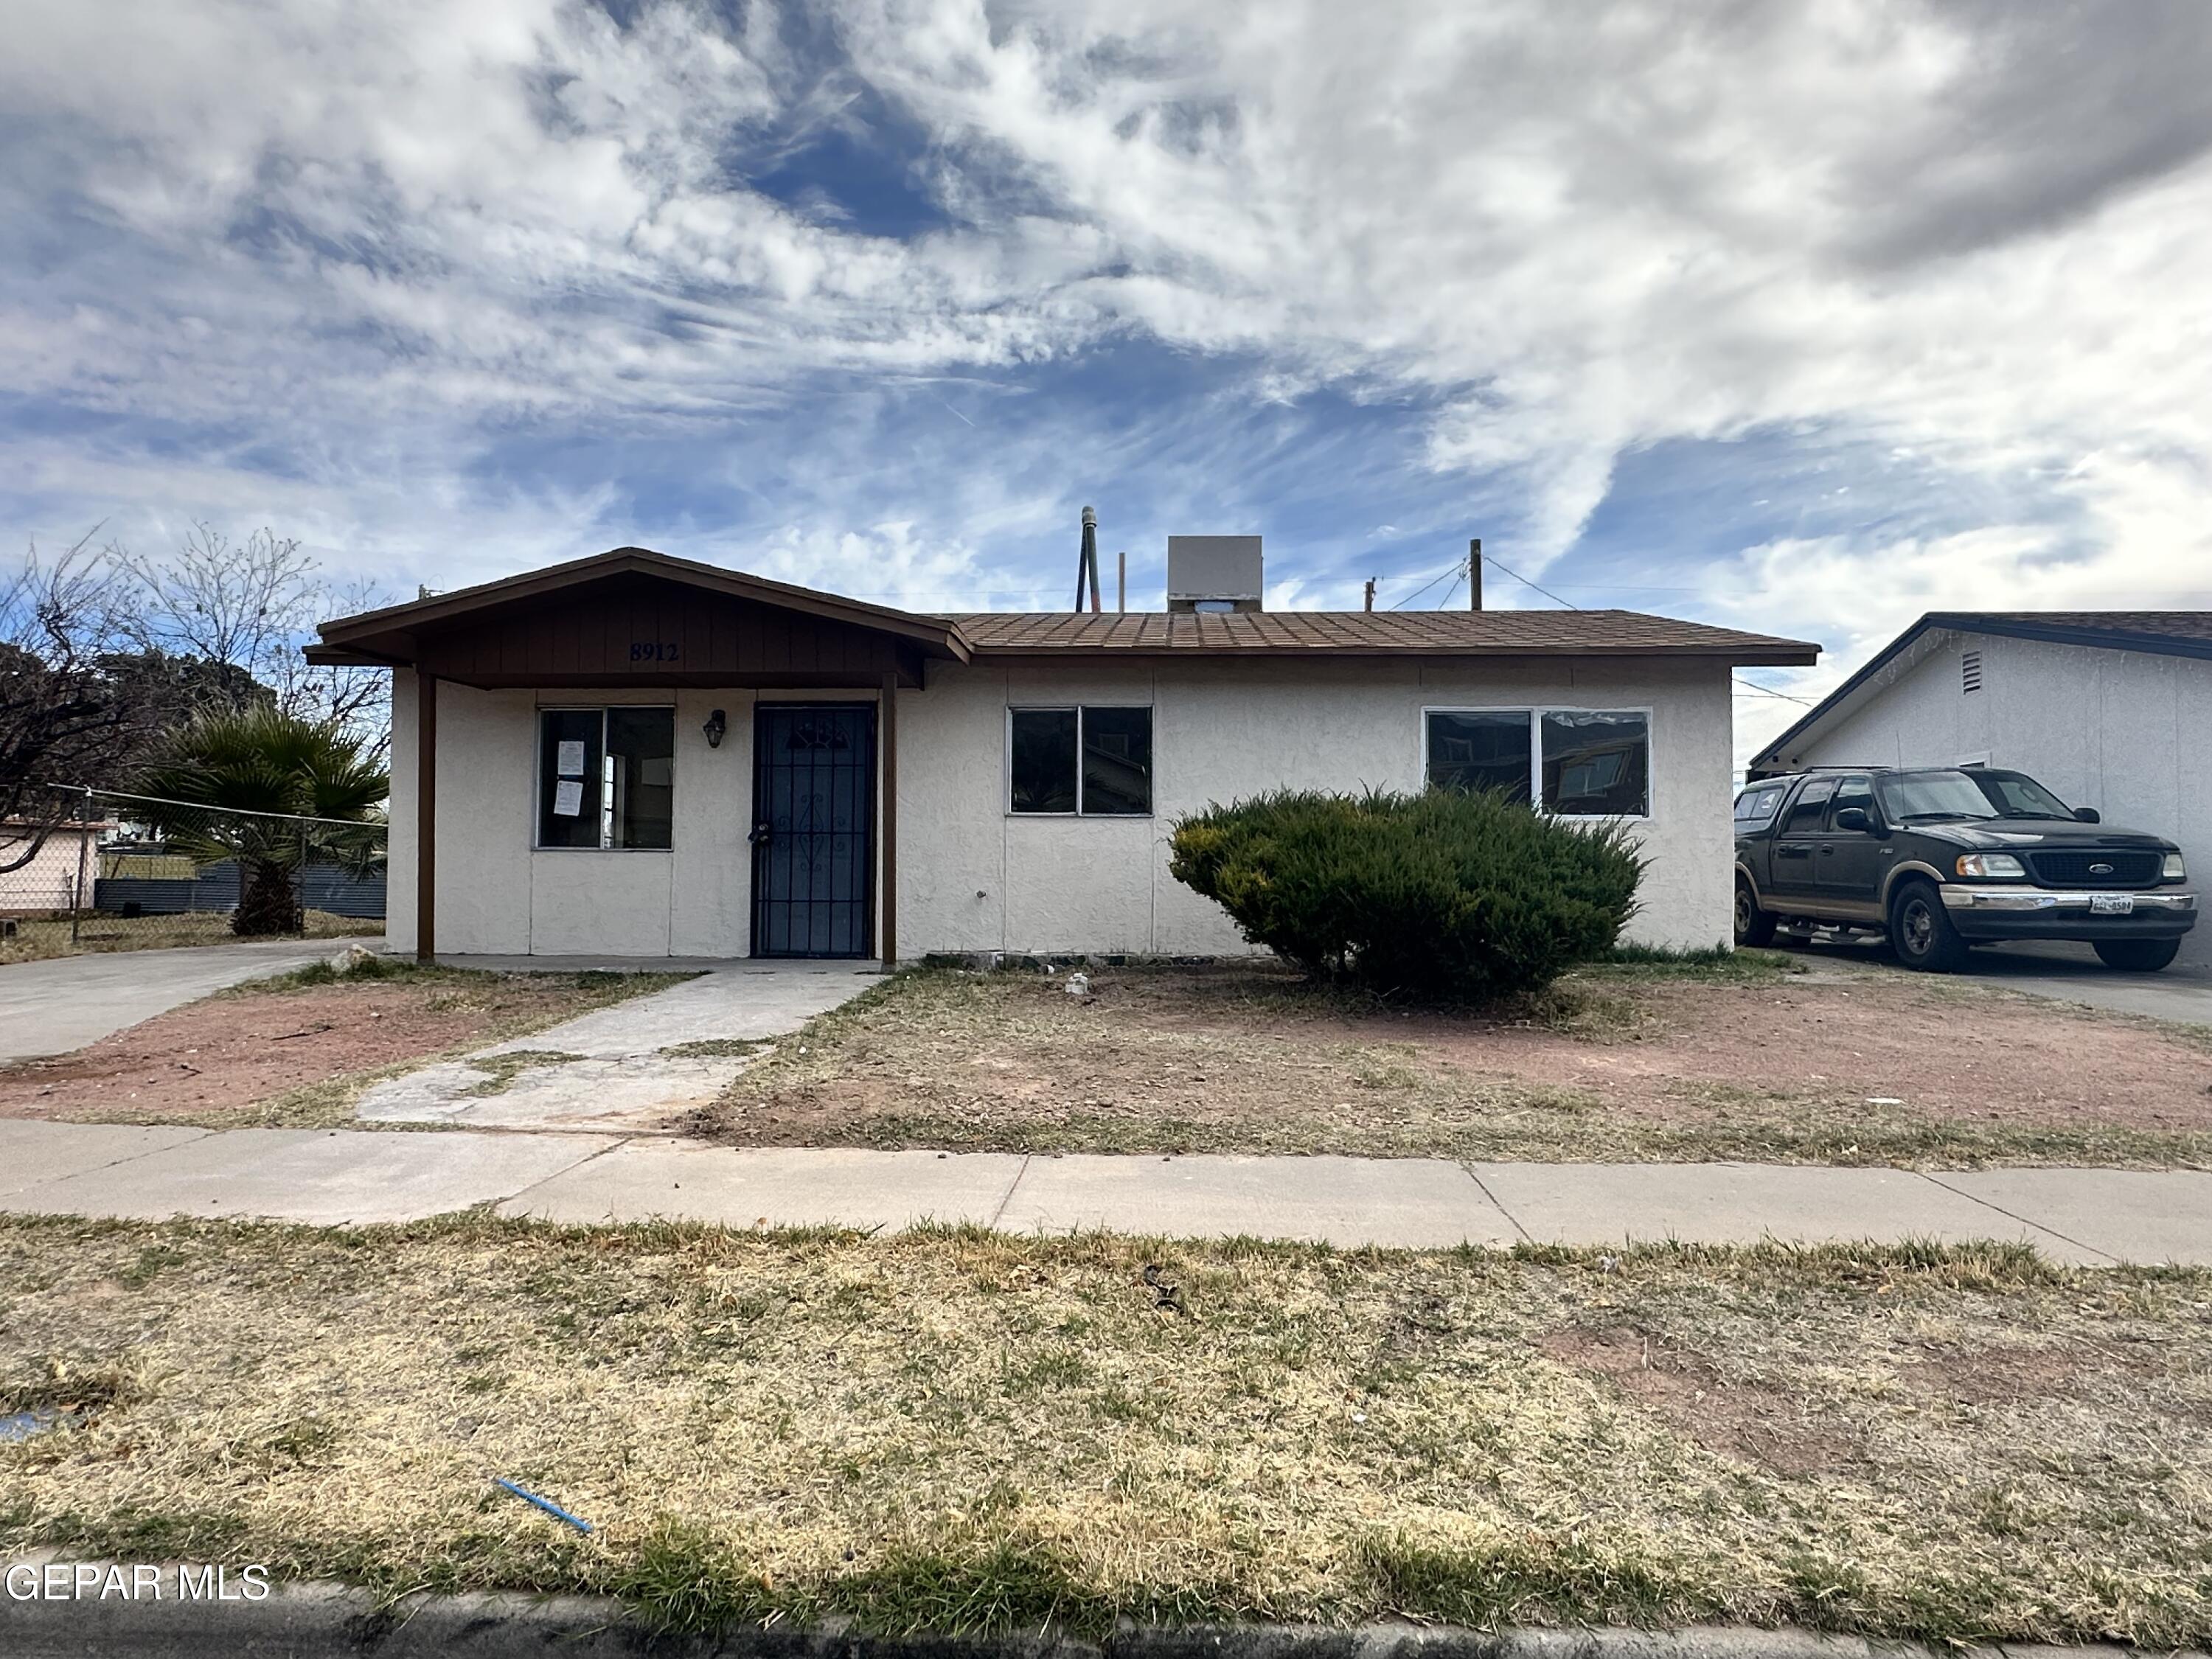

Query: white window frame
[1006,704,1155,818]
[1420,704,1657,822]
[532,703,677,852]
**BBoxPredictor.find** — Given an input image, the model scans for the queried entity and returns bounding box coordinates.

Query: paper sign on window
[552,779,584,817]
[556,740,586,777]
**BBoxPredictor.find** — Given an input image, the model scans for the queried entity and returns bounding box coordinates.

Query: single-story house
[1747,611,2212,964]
[0,818,108,917]
[306,543,1818,962]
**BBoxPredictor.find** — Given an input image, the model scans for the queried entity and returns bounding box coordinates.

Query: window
[1541,711,1649,815]
[1826,775,1875,830]
[1009,706,1152,815]
[1425,711,1533,801]
[1733,785,1784,824]
[537,706,674,849]
[1781,776,1835,832]
[1425,708,1652,818]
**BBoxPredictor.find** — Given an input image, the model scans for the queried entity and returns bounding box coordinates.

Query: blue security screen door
[751,703,877,958]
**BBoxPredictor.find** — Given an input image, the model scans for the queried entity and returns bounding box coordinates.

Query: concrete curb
[0,1579,2197,1659]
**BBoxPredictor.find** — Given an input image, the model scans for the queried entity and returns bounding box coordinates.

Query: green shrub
[1168,787,1643,1001]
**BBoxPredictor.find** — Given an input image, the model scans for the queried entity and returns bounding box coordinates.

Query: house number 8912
[629,641,679,662]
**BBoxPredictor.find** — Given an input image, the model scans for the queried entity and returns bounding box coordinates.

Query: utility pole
[1469,538,1483,611]
[1117,552,1127,613]
[1363,578,1376,612]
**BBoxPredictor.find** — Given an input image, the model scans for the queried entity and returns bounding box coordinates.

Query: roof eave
[316,547,972,664]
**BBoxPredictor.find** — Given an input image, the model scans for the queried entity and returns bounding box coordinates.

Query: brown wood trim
[416,672,437,963]
[318,547,970,661]
[879,673,897,967]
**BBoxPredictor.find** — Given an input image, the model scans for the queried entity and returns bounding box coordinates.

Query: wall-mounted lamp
[702,709,727,749]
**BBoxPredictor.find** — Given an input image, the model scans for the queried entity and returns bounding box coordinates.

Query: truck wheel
[1734,878,1778,947]
[1888,880,1969,973]
[2093,938,2181,972]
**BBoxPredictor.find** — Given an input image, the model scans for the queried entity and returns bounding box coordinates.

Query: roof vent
[1961,650,1982,694]
[1166,536,1263,613]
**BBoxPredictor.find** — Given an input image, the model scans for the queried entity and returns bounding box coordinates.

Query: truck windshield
[1877,769,2073,822]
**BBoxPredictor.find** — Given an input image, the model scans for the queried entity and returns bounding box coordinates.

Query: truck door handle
[1818,846,1834,856]
[1777,844,1809,858]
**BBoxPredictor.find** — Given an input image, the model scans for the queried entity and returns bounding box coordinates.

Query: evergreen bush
[1168,787,1643,1001]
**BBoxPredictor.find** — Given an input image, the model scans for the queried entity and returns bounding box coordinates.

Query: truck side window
[1781,777,1834,832]
[1827,776,1874,830]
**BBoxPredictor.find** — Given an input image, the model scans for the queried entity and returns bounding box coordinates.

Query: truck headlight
[2166,852,2188,880]
[1955,852,2025,879]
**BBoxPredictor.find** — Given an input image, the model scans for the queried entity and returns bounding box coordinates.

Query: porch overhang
[307,546,970,690]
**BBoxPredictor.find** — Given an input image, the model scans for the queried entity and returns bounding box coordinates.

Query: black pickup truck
[1734,766,2196,972]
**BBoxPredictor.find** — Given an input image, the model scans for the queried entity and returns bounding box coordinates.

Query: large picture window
[1424,707,1651,818]
[1009,706,1152,815]
[537,706,675,849]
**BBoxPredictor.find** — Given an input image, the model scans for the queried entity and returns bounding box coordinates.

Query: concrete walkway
[0,939,340,1062]
[1,1120,2205,1264]
[355,961,881,1131]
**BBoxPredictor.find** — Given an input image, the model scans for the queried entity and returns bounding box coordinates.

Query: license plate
[2090,894,2135,916]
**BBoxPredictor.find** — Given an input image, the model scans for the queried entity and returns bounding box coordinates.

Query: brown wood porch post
[416,672,438,962]
[879,670,897,966]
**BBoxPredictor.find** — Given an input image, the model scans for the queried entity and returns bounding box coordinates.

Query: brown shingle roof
[941,608,1818,664]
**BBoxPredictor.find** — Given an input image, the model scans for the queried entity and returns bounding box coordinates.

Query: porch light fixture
[703,709,727,749]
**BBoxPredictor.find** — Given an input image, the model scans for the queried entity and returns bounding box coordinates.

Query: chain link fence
[0,787,386,964]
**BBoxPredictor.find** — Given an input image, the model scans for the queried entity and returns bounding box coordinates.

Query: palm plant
[132,707,388,936]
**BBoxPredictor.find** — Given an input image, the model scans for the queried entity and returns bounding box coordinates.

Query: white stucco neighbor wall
[897,655,1737,956]
[1790,630,2211,965]
[396,656,1736,958]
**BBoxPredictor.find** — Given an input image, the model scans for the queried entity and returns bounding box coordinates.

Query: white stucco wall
[1789,630,2211,964]
[387,672,776,957]
[397,656,1736,958]
[898,655,1737,956]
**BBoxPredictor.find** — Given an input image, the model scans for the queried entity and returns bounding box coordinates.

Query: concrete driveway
[1784,936,2212,1026]
[0,940,337,1063]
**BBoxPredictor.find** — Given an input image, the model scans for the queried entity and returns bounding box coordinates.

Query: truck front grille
[2025,849,2164,888]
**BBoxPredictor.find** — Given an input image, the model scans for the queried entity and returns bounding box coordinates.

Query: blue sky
[6,0,2212,760]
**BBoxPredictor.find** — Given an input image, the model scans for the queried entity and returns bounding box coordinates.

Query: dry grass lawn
[689,959,2212,1167]
[0,961,690,1129]
[0,908,378,966]
[0,1215,2207,1645]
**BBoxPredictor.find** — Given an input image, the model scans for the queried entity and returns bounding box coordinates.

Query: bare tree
[109,524,391,753]
[0,531,139,872]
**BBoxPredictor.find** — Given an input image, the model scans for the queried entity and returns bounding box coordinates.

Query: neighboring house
[307,545,1817,962]
[0,819,107,917]
[1747,611,2212,964]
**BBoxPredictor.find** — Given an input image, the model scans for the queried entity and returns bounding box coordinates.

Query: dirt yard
[2,1216,2205,1646]
[689,958,2212,1166]
[0,964,689,1129]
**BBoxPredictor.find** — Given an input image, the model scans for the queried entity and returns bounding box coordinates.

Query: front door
[751,703,875,959]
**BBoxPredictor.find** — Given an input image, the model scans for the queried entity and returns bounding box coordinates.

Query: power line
[1444,549,1820,709]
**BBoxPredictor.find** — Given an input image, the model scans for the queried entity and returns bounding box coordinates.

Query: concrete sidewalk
[1,1119,2205,1263]
[0,939,340,1062]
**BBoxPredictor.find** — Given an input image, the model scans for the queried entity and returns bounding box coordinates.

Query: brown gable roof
[307,546,1818,669]
[309,546,973,667]
[944,608,1818,664]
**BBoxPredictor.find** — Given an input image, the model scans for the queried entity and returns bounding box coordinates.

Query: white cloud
[1,0,2210,682]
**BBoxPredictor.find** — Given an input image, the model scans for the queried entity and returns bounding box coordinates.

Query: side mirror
[1832,807,1871,832]
[2075,806,2101,824]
